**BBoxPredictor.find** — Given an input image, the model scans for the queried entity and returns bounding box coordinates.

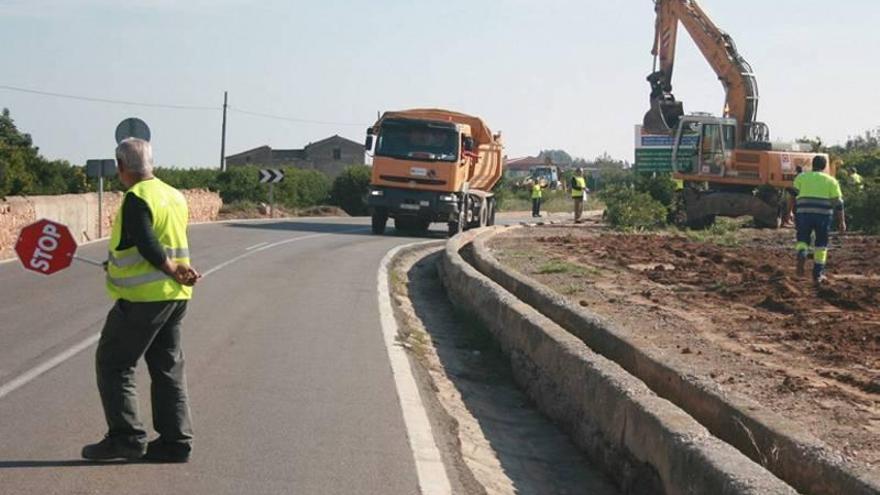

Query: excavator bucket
[643,98,684,133]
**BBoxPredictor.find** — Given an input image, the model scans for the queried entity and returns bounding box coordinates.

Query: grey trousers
[96,299,193,446]
[573,198,584,221]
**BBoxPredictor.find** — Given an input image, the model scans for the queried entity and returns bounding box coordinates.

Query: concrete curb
[471,225,880,495]
[440,228,798,495]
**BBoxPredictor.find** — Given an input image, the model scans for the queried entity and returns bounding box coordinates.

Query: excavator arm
[643,0,768,144]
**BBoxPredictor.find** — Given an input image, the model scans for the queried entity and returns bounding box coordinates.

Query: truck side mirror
[463,137,475,152]
[365,135,374,151]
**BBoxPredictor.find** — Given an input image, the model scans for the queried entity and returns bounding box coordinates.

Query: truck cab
[365,109,503,236]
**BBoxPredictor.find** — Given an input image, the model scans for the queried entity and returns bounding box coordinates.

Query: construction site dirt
[489,221,880,471]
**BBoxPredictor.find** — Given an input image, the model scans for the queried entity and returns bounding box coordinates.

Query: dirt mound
[492,226,880,468]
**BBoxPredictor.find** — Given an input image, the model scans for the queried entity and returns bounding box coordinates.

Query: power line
[0,83,368,127]
[0,84,218,111]
[228,107,367,127]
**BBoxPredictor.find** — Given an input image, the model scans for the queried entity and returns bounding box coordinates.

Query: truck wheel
[478,198,488,227]
[371,211,388,235]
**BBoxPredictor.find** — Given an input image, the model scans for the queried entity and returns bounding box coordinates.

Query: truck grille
[379,175,447,186]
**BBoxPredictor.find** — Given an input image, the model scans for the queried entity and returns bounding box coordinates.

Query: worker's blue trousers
[795,212,831,280]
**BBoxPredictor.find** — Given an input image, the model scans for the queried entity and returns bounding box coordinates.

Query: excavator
[642,0,830,228]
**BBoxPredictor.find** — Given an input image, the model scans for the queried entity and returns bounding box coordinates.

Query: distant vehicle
[529,165,562,190]
[639,0,829,228]
[365,109,504,236]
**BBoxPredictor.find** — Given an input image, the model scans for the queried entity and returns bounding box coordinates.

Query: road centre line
[245,241,269,251]
[377,241,452,495]
[0,227,367,401]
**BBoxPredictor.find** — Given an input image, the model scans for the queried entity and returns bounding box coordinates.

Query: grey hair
[115,138,153,177]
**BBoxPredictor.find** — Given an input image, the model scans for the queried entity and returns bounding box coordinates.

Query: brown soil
[490,221,880,470]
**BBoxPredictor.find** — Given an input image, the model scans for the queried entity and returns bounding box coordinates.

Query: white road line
[0,333,101,400]
[245,241,269,251]
[377,241,452,495]
[0,227,368,400]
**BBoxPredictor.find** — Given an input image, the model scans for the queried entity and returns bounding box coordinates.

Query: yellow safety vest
[673,178,684,191]
[106,178,192,302]
[531,183,543,199]
[793,171,843,216]
[851,172,864,186]
[572,176,586,198]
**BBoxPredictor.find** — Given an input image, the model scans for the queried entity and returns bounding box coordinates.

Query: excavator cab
[671,116,736,178]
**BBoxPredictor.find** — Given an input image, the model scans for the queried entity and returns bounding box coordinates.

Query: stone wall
[0,189,221,261]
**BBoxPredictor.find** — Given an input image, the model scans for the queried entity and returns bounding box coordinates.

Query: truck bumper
[368,187,459,222]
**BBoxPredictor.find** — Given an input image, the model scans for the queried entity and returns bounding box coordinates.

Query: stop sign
[15,219,78,275]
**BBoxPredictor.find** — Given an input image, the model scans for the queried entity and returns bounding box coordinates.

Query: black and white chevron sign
[259,169,284,183]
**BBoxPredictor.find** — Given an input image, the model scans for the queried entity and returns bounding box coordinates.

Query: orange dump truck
[365,109,503,235]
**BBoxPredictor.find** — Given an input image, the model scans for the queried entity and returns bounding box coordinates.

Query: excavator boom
[643,0,767,144]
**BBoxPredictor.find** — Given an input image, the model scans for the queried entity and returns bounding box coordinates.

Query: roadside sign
[259,169,284,183]
[85,159,117,178]
[115,117,151,144]
[15,219,78,275]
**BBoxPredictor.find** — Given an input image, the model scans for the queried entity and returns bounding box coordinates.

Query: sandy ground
[489,219,880,471]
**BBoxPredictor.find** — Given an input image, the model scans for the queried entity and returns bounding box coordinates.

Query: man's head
[812,155,827,172]
[115,138,154,188]
[575,167,584,176]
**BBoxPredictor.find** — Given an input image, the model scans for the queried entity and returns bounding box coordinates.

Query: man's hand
[162,259,202,286]
[839,220,847,234]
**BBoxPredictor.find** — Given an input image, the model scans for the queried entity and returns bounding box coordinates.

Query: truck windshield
[376,121,459,162]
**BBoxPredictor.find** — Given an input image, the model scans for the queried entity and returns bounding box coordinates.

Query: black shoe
[143,439,191,463]
[82,436,145,461]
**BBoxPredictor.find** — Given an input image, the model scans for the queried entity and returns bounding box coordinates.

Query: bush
[842,181,880,234]
[215,166,263,203]
[635,173,676,209]
[329,165,371,215]
[155,168,219,191]
[600,186,667,231]
[275,168,331,208]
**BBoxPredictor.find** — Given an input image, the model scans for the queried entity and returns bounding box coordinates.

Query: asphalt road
[0,217,465,495]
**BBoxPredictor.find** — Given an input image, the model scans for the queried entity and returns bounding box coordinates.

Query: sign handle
[73,255,105,267]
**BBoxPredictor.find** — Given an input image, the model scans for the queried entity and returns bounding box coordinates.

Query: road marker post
[259,168,284,217]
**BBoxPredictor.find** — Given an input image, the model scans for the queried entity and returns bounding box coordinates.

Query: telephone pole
[220,91,228,171]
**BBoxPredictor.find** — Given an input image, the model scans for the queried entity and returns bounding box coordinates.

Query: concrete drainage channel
[439,226,880,495]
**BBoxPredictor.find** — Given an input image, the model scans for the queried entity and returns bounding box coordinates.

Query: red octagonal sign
[15,219,78,275]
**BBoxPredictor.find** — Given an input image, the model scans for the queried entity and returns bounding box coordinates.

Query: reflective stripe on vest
[107,270,171,288]
[106,178,192,302]
[572,177,586,198]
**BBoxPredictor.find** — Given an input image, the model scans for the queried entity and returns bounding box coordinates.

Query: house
[225,135,365,178]
[504,156,547,180]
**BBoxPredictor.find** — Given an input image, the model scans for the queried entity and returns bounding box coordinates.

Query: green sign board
[634,148,694,173]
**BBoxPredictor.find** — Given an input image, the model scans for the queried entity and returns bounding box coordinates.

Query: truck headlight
[439,194,456,202]
[370,189,384,196]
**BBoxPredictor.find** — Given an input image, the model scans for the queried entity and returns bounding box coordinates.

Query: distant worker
[82,138,200,463]
[789,156,845,284]
[673,177,684,191]
[571,168,588,223]
[850,169,864,189]
[531,180,544,217]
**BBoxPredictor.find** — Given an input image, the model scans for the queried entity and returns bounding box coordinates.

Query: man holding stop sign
[81,138,201,463]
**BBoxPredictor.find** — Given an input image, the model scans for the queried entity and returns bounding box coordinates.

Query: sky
[0,0,878,168]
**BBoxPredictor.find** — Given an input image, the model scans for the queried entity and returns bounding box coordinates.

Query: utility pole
[220,91,228,171]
